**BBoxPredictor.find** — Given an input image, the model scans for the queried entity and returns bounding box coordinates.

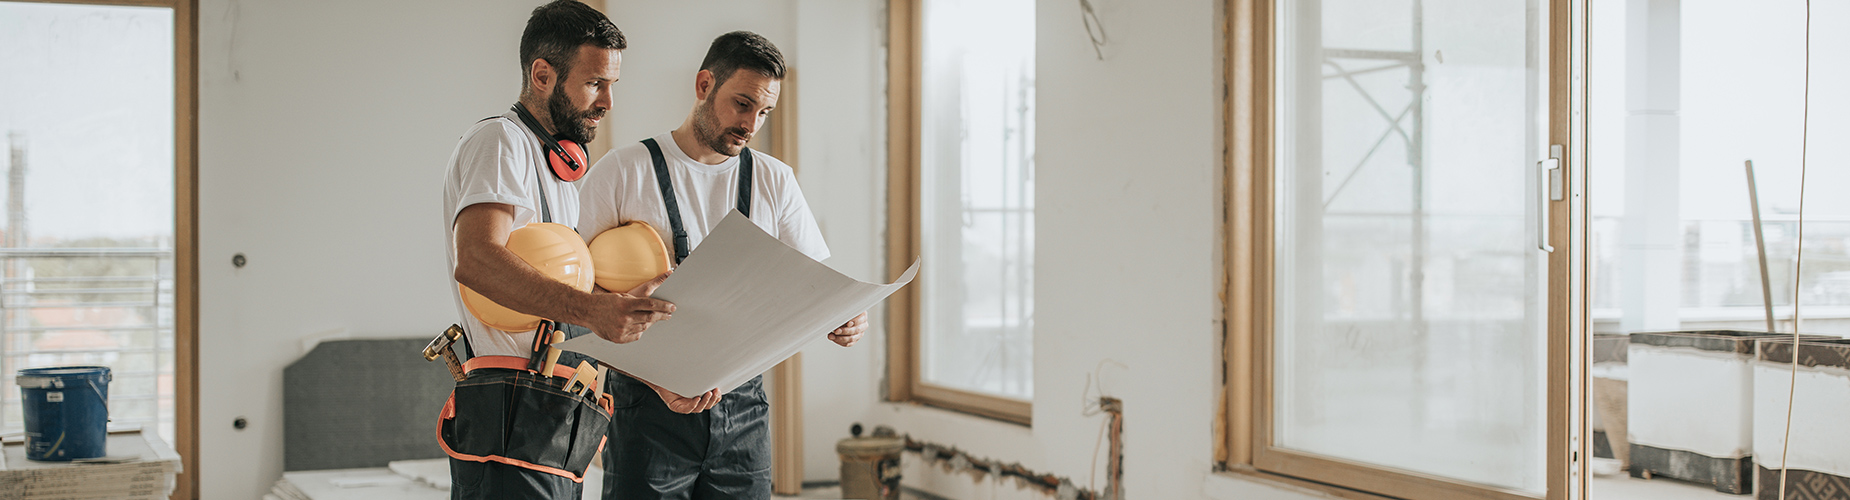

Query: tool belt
[434,324,614,482]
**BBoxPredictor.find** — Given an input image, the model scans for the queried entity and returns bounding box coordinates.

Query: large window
[0,1,196,498]
[887,0,1036,424]
[1224,0,1576,499]
[0,0,176,440]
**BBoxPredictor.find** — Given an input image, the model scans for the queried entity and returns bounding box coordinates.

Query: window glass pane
[918,0,1036,400]
[0,2,176,446]
[1272,0,1547,493]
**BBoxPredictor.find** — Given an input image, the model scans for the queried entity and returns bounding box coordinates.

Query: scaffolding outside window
[887,0,1036,423]
[916,0,1037,402]
[1266,0,1550,495]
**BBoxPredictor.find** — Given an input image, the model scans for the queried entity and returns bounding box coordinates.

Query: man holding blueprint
[573,31,868,500]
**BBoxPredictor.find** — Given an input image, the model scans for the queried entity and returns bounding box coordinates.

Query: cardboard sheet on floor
[559,209,918,397]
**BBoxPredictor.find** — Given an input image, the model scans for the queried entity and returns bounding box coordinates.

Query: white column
[1620,0,1682,332]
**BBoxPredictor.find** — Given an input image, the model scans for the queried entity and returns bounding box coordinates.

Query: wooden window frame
[1219,1,1586,500]
[883,0,1033,426]
[7,1,198,499]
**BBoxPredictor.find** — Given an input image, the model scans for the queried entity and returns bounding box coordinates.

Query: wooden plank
[776,69,798,172]
[771,353,805,495]
[884,0,918,403]
[767,71,803,493]
[1222,0,1267,468]
[173,0,198,498]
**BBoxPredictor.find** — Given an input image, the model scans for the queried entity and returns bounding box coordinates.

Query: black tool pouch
[437,365,612,481]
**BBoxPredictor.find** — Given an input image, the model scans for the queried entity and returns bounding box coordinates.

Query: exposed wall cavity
[897,398,1123,500]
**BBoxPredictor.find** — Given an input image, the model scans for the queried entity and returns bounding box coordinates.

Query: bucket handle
[87,378,109,420]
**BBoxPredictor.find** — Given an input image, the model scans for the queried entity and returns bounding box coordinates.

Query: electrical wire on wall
[1081,359,1127,499]
[1776,2,1811,500]
[1080,0,1108,60]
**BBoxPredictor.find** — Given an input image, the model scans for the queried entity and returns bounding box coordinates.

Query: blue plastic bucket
[16,366,111,461]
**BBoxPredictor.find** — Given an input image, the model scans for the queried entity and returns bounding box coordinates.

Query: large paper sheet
[559,210,918,396]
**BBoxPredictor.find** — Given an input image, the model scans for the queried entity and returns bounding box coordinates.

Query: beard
[547,86,603,144]
[692,96,752,157]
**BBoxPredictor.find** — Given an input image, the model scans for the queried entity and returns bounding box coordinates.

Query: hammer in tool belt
[424,324,468,382]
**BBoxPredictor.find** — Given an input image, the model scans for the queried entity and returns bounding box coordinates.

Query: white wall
[198,0,536,497]
[599,1,795,147]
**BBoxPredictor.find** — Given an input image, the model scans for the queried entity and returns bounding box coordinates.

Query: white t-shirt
[576,132,829,272]
[441,110,581,359]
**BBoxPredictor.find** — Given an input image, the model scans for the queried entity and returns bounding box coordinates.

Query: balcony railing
[0,247,175,446]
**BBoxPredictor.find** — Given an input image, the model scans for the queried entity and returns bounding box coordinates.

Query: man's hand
[590,271,675,344]
[828,311,868,347]
[642,379,722,414]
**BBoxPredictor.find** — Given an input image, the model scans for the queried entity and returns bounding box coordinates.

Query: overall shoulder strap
[642,138,690,264]
[737,147,754,217]
[534,174,552,224]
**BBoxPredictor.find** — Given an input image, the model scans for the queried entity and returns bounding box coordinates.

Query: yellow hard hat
[459,222,596,331]
[588,221,672,293]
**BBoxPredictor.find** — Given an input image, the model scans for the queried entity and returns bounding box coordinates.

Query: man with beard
[575,31,867,500]
[439,2,721,498]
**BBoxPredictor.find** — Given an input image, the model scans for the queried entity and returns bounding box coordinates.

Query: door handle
[1537,145,1562,253]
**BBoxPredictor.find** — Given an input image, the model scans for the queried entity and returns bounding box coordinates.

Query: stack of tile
[0,427,181,500]
[1753,337,1850,500]
[1591,333,1629,467]
[1628,330,1822,494]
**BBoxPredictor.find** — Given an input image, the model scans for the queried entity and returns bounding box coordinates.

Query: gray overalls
[601,138,771,500]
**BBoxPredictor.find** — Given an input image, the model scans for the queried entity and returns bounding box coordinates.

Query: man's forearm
[455,241,597,326]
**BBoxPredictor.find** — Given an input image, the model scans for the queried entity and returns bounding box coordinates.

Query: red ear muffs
[550,140,588,182]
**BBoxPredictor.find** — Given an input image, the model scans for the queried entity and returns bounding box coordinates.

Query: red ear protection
[511,103,591,182]
[550,140,588,182]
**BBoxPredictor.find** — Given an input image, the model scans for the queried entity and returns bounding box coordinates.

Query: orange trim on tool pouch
[435,391,608,482]
[463,355,578,379]
[463,355,615,412]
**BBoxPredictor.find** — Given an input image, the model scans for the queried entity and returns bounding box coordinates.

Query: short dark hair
[699,31,786,91]
[520,1,626,95]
